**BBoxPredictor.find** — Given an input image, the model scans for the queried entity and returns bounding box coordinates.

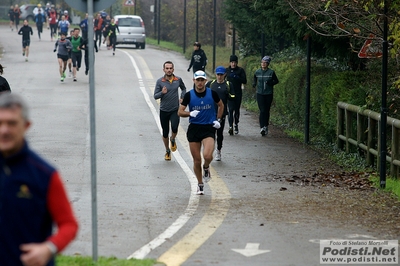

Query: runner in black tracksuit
[108,18,119,56]
[226,54,247,135]
[18,20,33,62]
[206,66,235,161]
[82,38,98,75]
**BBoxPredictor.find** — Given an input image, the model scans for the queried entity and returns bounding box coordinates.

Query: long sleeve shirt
[54,39,72,56]
[18,25,33,40]
[154,75,187,112]
[226,66,247,96]
[108,23,119,37]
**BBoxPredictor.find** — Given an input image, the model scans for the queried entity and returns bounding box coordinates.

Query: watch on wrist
[45,241,58,256]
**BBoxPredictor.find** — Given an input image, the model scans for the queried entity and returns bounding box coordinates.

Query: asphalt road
[0,25,391,266]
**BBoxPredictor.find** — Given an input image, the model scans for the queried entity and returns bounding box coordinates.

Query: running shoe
[62,72,66,78]
[60,76,64,82]
[73,77,77,82]
[85,69,89,75]
[203,166,211,183]
[25,58,28,62]
[113,52,115,56]
[234,124,239,134]
[22,52,25,56]
[228,126,233,135]
[215,150,221,161]
[197,183,204,195]
[165,150,171,161]
[170,138,177,152]
[260,127,266,136]
[265,126,269,136]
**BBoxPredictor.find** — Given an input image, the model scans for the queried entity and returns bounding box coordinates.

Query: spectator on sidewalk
[0,93,79,266]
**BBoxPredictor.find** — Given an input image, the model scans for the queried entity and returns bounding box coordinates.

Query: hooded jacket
[188,49,208,72]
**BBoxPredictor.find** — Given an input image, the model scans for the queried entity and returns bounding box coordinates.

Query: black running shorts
[57,54,69,62]
[22,39,30,48]
[187,123,216,142]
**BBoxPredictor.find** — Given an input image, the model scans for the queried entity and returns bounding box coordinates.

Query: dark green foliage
[223,0,305,56]
[240,46,399,144]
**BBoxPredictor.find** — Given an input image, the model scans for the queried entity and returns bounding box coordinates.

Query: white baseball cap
[194,70,206,80]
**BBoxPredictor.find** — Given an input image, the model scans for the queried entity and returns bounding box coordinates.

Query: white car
[114,15,146,49]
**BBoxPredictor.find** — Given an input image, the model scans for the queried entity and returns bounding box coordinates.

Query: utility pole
[380,1,388,188]
[196,0,198,41]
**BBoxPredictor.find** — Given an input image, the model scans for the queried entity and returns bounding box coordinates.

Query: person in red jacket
[48,5,58,41]
[94,13,104,49]
[0,93,78,266]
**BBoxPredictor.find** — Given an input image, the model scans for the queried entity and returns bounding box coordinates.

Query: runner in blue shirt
[58,15,70,36]
[178,70,224,195]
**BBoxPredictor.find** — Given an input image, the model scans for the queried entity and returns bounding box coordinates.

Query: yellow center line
[158,170,231,266]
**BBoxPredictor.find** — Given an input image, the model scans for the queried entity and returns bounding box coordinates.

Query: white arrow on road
[232,243,271,257]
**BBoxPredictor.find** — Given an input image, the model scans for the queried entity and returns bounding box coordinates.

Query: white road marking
[120,50,200,260]
[232,243,271,257]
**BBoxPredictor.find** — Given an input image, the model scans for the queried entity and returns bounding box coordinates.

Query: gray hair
[0,93,30,121]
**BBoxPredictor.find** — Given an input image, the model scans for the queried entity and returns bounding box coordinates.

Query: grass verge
[146,37,237,80]
[370,175,400,200]
[146,38,183,54]
[56,255,160,266]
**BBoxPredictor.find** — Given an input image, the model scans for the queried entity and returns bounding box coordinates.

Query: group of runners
[7,4,21,31]
[53,28,96,82]
[12,7,111,82]
[155,42,279,195]
[154,54,243,195]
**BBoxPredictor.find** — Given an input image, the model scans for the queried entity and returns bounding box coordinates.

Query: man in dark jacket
[0,93,78,266]
[18,20,33,62]
[35,8,46,40]
[187,42,208,73]
[226,54,247,135]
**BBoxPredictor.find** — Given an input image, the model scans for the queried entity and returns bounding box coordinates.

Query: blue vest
[59,21,69,33]
[189,88,216,125]
[0,142,56,266]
